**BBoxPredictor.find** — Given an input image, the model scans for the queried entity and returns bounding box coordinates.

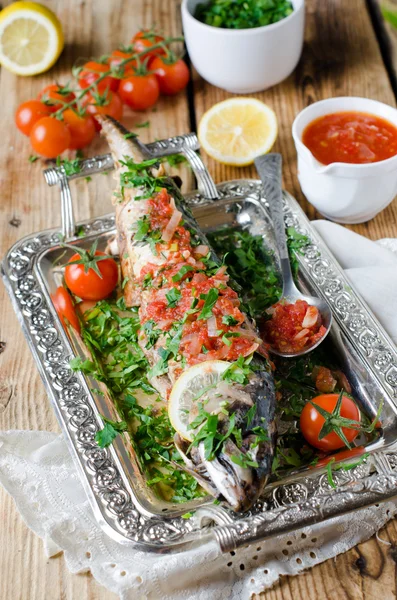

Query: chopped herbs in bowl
[195,0,294,30]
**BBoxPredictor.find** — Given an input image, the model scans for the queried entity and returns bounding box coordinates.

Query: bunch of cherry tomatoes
[15,29,190,158]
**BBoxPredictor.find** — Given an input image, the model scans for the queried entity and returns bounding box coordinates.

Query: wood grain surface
[1,0,397,598]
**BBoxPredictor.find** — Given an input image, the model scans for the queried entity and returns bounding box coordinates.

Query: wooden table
[1,0,397,598]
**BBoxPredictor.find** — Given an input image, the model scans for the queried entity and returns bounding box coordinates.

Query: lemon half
[169,360,231,441]
[0,1,64,76]
[198,98,278,166]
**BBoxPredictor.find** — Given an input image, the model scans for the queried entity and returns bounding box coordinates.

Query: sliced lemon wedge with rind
[169,360,231,442]
[0,1,64,76]
[198,98,278,166]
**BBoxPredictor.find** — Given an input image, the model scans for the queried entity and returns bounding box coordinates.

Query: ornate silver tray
[3,138,397,554]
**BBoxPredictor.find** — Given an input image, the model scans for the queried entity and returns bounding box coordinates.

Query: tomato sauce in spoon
[302,111,397,165]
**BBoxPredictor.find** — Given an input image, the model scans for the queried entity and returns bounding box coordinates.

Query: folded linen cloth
[312,220,397,344]
[0,220,396,600]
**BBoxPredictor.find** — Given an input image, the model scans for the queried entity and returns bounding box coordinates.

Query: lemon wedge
[169,360,231,441]
[0,1,64,76]
[198,98,278,166]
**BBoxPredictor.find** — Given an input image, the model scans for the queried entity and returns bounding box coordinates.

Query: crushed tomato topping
[136,188,260,365]
[263,299,326,354]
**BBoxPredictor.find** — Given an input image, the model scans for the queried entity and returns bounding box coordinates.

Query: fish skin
[100,116,276,511]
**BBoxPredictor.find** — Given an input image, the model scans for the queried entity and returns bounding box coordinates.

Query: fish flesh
[100,116,276,511]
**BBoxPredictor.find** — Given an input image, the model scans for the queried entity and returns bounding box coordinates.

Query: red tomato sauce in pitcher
[302,111,397,165]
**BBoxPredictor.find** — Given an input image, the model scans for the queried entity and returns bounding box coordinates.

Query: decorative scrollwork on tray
[2,179,397,552]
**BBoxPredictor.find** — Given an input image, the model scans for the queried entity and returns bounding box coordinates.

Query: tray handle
[43,132,218,240]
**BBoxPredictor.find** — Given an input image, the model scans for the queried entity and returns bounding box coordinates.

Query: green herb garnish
[195,0,293,30]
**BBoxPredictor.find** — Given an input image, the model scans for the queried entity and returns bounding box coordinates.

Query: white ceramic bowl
[181,0,305,93]
[292,97,397,224]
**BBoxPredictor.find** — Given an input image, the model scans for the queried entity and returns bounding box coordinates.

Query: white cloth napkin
[0,221,396,600]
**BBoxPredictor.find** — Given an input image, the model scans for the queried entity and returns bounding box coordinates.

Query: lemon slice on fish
[169,360,231,442]
[0,2,64,76]
[198,98,278,166]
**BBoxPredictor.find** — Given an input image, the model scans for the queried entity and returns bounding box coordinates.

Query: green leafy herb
[222,314,239,326]
[135,216,150,241]
[195,0,293,30]
[166,287,182,308]
[136,121,150,128]
[172,265,194,282]
[197,288,219,320]
[222,355,253,386]
[28,155,39,163]
[96,416,128,448]
[56,155,82,176]
[166,154,188,167]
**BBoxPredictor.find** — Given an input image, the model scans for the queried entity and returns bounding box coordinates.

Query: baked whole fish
[100,116,276,512]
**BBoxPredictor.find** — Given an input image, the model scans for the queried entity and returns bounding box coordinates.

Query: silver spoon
[254,153,332,358]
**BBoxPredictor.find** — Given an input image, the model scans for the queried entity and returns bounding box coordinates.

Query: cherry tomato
[118,73,159,110]
[300,393,361,452]
[84,90,123,131]
[63,109,96,150]
[30,117,71,158]
[37,84,76,112]
[151,57,190,95]
[15,100,52,136]
[131,30,165,63]
[108,49,136,72]
[51,286,80,333]
[65,251,118,301]
[78,61,119,93]
[315,447,365,469]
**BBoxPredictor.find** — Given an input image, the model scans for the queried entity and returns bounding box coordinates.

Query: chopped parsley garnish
[136,120,150,128]
[195,0,293,30]
[96,416,128,448]
[166,287,182,307]
[134,216,150,241]
[222,314,239,326]
[119,156,166,201]
[172,264,194,282]
[28,155,39,163]
[142,319,162,348]
[123,132,138,139]
[222,355,253,386]
[197,288,219,320]
[56,155,83,176]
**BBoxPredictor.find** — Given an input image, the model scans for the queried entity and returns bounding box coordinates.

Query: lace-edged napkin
[0,220,397,600]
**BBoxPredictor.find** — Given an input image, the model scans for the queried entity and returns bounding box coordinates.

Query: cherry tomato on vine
[84,90,123,131]
[131,30,165,62]
[37,84,76,112]
[78,61,119,93]
[108,49,136,72]
[30,117,71,158]
[63,109,96,150]
[51,286,80,333]
[64,241,118,301]
[118,73,159,110]
[15,100,52,136]
[151,56,190,95]
[300,393,361,452]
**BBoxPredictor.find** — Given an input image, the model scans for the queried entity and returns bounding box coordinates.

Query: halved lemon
[198,98,278,166]
[169,360,231,441]
[0,1,64,76]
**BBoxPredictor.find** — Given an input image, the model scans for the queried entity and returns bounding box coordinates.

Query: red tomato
[108,49,136,72]
[315,447,365,469]
[84,90,123,131]
[30,117,71,158]
[51,286,80,333]
[300,393,361,452]
[63,109,96,150]
[15,100,52,136]
[131,30,165,62]
[151,57,190,95]
[118,73,159,110]
[78,61,119,93]
[37,84,76,112]
[65,251,118,301]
